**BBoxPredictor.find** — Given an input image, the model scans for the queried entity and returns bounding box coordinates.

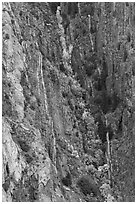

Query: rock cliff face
[2,2,134,202]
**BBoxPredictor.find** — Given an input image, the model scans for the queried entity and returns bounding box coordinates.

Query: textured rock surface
[2,2,134,202]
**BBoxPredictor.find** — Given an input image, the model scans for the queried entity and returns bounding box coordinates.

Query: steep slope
[2,2,134,202]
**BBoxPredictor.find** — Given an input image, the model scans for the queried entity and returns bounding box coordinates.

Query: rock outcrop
[2,2,134,202]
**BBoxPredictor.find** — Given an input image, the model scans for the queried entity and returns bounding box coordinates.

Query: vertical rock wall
[2,2,134,202]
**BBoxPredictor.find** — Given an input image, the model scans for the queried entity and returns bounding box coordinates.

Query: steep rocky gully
[2,2,135,202]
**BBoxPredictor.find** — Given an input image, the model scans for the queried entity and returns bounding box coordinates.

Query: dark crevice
[6,163,10,176]
[62,172,72,187]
